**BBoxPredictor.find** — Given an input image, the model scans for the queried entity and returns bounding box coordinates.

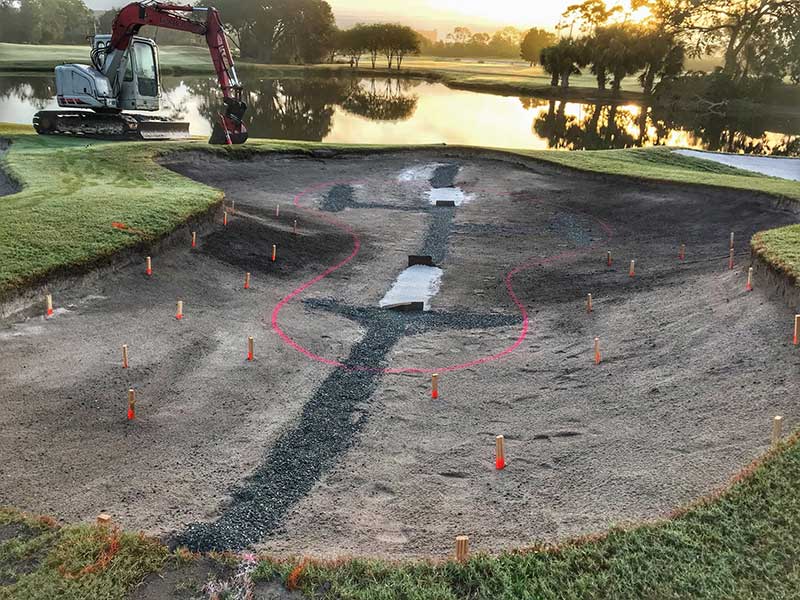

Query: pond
[0,73,797,155]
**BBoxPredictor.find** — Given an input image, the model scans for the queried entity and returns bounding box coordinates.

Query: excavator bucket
[210,98,248,145]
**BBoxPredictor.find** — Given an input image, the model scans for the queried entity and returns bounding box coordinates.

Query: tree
[633,0,798,81]
[488,26,522,56]
[338,25,368,67]
[540,38,586,88]
[636,27,685,95]
[562,0,623,33]
[520,27,557,66]
[392,26,421,69]
[204,0,335,64]
[446,26,472,45]
[602,24,645,91]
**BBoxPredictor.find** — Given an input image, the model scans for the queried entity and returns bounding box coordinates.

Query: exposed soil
[1,149,799,560]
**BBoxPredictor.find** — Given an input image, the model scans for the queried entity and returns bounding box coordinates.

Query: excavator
[33,1,247,144]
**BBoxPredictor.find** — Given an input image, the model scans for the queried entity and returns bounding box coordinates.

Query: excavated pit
[1,148,799,558]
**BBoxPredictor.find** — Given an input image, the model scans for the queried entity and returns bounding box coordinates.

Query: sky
[83,0,585,33]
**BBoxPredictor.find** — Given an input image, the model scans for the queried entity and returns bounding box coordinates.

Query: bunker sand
[0,150,798,558]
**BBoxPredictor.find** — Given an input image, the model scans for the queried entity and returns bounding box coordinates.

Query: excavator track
[33,110,191,141]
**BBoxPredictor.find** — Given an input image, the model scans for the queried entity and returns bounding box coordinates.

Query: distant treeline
[536,0,799,101]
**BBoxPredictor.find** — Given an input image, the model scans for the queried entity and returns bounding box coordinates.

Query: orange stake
[276,204,280,218]
[431,373,439,399]
[223,211,228,226]
[247,336,254,361]
[746,267,753,291]
[495,434,506,470]
[122,344,129,369]
[271,244,277,262]
[45,293,54,317]
[145,256,152,276]
[244,272,251,289]
[127,388,135,420]
[679,244,685,261]
[176,300,183,321]
[587,293,593,313]
[629,260,635,277]
[794,315,799,346]
[191,231,197,248]
[594,337,601,364]
[606,250,612,267]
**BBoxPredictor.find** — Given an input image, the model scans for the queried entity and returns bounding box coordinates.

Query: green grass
[0,43,216,75]
[0,509,168,599]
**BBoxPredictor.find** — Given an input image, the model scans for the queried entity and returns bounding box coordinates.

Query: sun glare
[418,0,651,28]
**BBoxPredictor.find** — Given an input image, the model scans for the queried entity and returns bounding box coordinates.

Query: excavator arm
[106,2,247,144]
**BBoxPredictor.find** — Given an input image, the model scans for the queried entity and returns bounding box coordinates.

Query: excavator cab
[108,35,161,111]
[87,35,160,111]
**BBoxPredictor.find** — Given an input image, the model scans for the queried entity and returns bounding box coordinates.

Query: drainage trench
[175,164,521,551]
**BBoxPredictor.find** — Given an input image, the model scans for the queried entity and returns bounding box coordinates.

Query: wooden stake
[431,373,439,399]
[495,434,506,470]
[587,293,593,313]
[191,231,197,248]
[122,344,129,369]
[127,388,135,420]
[293,219,298,236]
[248,336,254,361]
[629,260,635,277]
[176,300,183,321]
[772,415,784,445]
[794,315,800,346]
[455,536,469,561]
[46,293,54,317]
[96,513,112,527]
[271,244,277,262]
[230,200,235,214]
[146,256,152,276]
[679,244,685,261]
[729,248,734,270]
[276,204,280,217]
[730,231,735,249]
[244,272,251,289]
[746,267,753,291]
[594,337,601,365]
[606,250,612,267]
[223,211,228,226]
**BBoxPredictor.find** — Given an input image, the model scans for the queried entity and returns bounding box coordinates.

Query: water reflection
[531,99,799,156]
[0,73,796,155]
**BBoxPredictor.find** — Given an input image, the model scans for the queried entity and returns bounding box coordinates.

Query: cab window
[133,42,158,96]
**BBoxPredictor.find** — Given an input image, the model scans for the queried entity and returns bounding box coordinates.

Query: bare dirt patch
[1,149,798,559]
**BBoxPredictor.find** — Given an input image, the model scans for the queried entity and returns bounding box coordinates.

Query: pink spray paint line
[270,181,614,374]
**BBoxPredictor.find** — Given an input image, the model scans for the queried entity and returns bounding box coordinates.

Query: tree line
[537,0,799,97]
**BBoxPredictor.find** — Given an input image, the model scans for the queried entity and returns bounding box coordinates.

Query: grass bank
[2,125,800,300]
[2,431,799,598]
